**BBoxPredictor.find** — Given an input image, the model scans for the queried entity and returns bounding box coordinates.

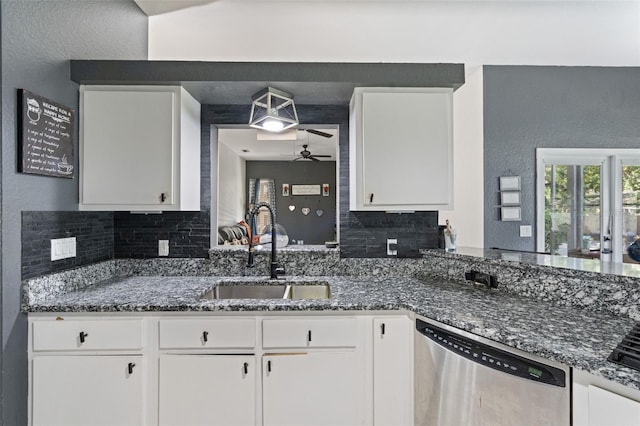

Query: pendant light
[249,87,298,132]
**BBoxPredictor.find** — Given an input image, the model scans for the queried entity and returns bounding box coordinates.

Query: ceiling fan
[293,144,331,162]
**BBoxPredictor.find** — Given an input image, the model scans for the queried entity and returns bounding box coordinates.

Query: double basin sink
[201,280,331,300]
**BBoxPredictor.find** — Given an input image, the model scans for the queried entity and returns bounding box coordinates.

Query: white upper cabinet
[79,85,200,211]
[349,87,453,211]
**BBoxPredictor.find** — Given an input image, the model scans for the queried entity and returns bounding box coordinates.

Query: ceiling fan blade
[310,156,320,162]
[311,155,332,158]
[292,157,304,161]
[306,129,333,138]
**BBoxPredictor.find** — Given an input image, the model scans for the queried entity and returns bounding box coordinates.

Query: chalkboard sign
[18,89,75,178]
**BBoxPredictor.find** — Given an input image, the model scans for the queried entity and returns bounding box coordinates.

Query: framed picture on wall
[501,206,521,221]
[499,176,520,191]
[500,191,520,206]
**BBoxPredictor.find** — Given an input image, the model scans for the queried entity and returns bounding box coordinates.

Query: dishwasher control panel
[416,319,566,387]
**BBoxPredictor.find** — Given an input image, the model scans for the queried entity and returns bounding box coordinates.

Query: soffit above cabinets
[69,61,465,105]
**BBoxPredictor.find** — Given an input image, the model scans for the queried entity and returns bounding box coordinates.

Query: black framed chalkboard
[18,89,75,178]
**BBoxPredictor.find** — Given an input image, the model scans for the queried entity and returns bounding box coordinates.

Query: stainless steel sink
[288,284,331,299]
[201,281,331,300]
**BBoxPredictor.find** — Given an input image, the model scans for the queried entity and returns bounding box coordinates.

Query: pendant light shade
[249,87,299,132]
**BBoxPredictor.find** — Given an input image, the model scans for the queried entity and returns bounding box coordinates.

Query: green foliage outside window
[545,164,640,255]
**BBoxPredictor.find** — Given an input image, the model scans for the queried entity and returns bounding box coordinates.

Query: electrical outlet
[465,270,498,288]
[387,238,398,256]
[159,240,169,256]
[51,237,76,261]
[520,225,532,238]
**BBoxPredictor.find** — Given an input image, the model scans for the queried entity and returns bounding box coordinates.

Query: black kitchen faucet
[247,202,285,280]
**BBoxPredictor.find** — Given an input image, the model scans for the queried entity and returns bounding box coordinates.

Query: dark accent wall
[1,2,147,424]
[484,66,640,251]
[246,161,337,245]
[114,212,210,258]
[21,212,114,279]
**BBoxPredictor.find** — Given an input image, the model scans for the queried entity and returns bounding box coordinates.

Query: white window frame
[613,154,640,263]
[536,148,640,263]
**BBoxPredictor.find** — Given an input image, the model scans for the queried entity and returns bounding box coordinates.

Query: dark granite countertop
[26,273,640,391]
[429,246,640,279]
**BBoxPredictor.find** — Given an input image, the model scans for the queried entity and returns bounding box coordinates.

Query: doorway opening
[214,125,339,247]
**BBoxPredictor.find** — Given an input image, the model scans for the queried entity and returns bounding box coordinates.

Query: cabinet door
[350,88,453,210]
[587,385,640,426]
[262,318,357,348]
[82,89,175,206]
[263,352,363,426]
[32,355,143,426]
[159,318,256,349]
[362,90,452,207]
[32,319,143,351]
[373,317,413,426]
[159,355,255,426]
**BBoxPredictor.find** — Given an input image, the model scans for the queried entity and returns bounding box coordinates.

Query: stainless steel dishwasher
[415,317,570,426]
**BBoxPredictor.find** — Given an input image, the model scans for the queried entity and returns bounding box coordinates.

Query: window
[537,149,640,263]
[248,178,276,235]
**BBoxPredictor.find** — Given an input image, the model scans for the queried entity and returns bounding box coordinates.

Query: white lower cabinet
[372,317,413,426]
[262,351,363,426]
[32,355,143,426]
[159,355,255,426]
[573,368,640,426]
[29,313,412,426]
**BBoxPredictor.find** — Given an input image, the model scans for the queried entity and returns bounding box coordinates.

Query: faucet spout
[247,202,285,280]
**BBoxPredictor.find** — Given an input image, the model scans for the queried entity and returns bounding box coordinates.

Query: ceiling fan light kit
[249,87,299,132]
[293,144,332,162]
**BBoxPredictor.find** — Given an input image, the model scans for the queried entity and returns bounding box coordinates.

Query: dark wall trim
[69,60,465,90]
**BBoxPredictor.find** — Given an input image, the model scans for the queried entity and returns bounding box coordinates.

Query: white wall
[217,140,247,228]
[147,0,639,249]
[439,66,484,248]
[148,1,639,66]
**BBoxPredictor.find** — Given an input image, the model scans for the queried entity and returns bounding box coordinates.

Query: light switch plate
[51,237,76,261]
[159,240,169,256]
[520,225,532,238]
[387,238,398,256]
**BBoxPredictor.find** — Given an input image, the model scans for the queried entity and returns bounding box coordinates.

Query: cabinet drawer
[262,318,357,348]
[32,319,143,351]
[159,319,256,349]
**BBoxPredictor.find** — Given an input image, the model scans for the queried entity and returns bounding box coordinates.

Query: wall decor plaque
[292,184,321,196]
[18,89,75,178]
[499,176,520,191]
[501,206,522,221]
